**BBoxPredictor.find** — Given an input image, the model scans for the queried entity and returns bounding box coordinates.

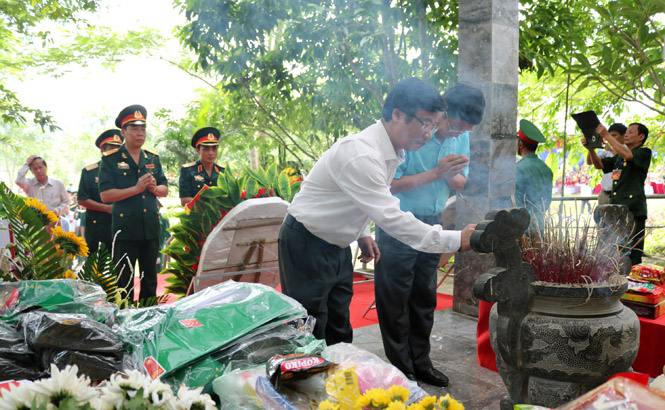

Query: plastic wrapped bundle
[0,320,42,381]
[0,280,116,326]
[20,311,124,354]
[169,318,324,393]
[0,354,45,382]
[41,349,125,381]
[0,321,29,355]
[116,281,306,383]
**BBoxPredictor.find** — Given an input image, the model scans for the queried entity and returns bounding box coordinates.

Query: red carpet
[349,277,453,329]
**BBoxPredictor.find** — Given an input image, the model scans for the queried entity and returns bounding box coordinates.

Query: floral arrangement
[160,164,301,297]
[0,364,216,410]
[0,183,145,308]
[317,385,464,410]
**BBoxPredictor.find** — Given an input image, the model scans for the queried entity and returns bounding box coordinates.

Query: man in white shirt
[15,155,69,217]
[278,77,476,351]
[588,123,626,205]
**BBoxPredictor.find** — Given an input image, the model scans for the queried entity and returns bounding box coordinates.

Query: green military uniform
[179,126,224,202]
[98,105,167,301]
[77,162,112,253]
[77,129,124,254]
[602,144,651,265]
[178,160,224,199]
[516,120,553,233]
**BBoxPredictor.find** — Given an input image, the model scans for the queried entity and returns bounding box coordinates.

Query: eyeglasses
[442,112,467,135]
[410,113,439,134]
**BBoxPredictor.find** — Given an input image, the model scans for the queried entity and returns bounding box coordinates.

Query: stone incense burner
[471,206,640,409]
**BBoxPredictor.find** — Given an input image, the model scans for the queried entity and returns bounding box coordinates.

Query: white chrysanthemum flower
[98,370,151,408]
[32,364,97,405]
[175,385,217,410]
[145,378,174,406]
[0,381,44,410]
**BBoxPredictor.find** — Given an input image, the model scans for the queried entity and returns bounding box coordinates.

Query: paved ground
[352,272,507,409]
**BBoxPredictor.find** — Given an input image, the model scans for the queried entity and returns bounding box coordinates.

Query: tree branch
[159,57,220,90]
[341,43,384,105]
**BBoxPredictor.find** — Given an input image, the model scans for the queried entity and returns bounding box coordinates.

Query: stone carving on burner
[471,206,640,410]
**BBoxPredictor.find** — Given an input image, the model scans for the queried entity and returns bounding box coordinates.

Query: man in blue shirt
[375,84,485,387]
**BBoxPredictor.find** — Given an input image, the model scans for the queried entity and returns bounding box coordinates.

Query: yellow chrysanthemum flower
[354,388,392,409]
[386,401,407,410]
[406,403,425,410]
[52,225,89,257]
[386,385,410,403]
[418,396,438,410]
[318,400,340,410]
[57,269,76,279]
[282,167,297,176]
[440,394,464,410]
[23,197,58,225]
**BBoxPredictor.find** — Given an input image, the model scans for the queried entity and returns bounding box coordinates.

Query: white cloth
[288,120,462,254]
[15,164,69,216]
[598,150,614,191]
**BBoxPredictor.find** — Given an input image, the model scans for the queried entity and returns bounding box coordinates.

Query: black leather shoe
[415,367,449,387]
[404,372,417,382]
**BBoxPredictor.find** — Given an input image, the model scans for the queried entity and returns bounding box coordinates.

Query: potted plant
[472,205,640,409]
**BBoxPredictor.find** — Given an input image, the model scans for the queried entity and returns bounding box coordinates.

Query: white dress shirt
[288,120,461,254]
[598,150,613,191]
[15,164,69,216]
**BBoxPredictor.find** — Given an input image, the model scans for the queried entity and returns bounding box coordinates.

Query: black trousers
[278,214,353,345]
[374,214,441,375]
[114,238,159,302]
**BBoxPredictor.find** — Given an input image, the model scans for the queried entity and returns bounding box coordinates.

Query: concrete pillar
[453,0,519,317]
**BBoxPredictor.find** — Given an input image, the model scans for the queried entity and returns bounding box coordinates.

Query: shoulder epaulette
[183,162,197,168]
[144,148,159,156]
[84,163,99,171]
[103,148,119,157]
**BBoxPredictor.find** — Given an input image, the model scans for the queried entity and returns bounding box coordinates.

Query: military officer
[179,127,225,206]
[77,129,124,254]
[586,122,651,265]
[98,105,168,302]
[515,119,554,234]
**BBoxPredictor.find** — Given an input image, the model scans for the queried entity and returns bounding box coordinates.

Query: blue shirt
[394,132,470,216]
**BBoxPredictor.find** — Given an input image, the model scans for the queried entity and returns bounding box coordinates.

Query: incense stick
[458,193,482,222]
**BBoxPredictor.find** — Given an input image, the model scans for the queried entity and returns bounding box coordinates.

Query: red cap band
[121,111,146,128]
[518,130,538,145]
[195,133,219,147]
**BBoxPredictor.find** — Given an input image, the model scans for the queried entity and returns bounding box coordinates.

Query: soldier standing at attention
[98,105,168,302]
[77,129,124,254]
[515,119,553,234]
[179,127,225,206]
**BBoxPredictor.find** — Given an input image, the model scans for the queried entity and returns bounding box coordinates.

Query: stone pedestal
[453,0,519,317]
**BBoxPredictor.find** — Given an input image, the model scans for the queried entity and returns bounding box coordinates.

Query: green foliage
[172,0,461,165]
[0,182,65,280]
[77,243,121,303]
[160,165,301,297]
[0,1,161,130]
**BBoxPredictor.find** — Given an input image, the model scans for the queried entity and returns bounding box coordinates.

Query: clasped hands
[136,173,158,194]
[435,154,469,180]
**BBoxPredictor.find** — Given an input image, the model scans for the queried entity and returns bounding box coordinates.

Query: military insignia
[118,162,130,169]
[121,152,127,159]
[146,164,155,169]
[95,177,99,183]
[145,148,159,156]
[183,162,196,168]
[85,163,99,171]
[197,165,202,173]
[194,175,205,181]
[103,148,119,156]
[134,110,144,120]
